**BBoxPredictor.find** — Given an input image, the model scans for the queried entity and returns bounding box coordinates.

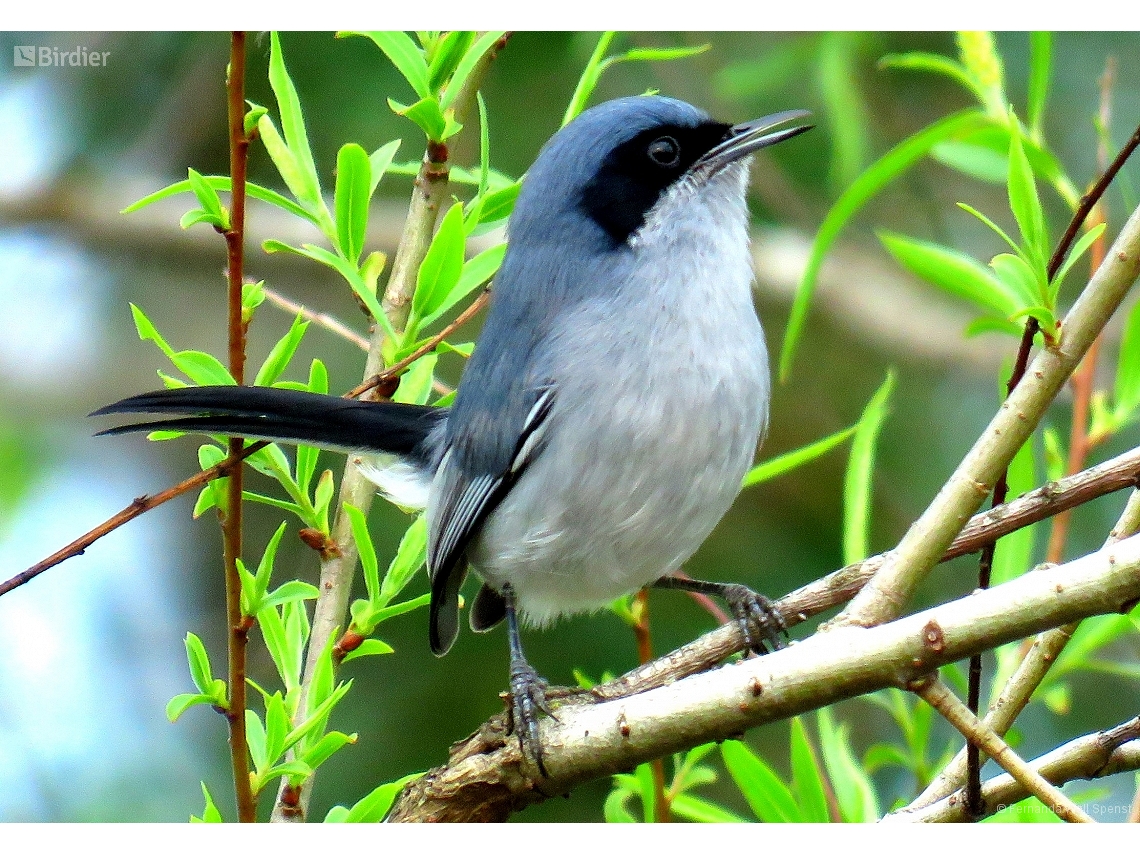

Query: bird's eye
[646,136,681,168]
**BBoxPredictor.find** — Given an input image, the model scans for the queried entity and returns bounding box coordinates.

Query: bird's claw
[508,659,555,776]
[721,583,787,655]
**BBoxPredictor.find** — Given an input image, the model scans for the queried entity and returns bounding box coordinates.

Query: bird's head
[509,95,811,249]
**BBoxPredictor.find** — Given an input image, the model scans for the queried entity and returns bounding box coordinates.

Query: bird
[94,95,812,773]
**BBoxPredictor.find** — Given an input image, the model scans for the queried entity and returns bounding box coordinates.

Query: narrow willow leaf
[1026,32,1052,141]
[440,30,506,111]
[339,638,395,664]
[879,231,1020,319]
[1114,296,1140,419]
[344,503,380,602]
[790,718,830,822]
[268,33,322,211]
[1007,124,1048,268]
[339,773,424,822]
[930,140,1007,184]
[1051,222,1106,295]
[563,32,617,127]
[411,202,466,331]
[742,425,856,488]
[817,32,871,189]
[721,740,802,822]
[419,242,505,330]
[990,252,1042,310]
[261,580,320,611]
[122,175,315,224]
[388,96,448,142]
[391,353,438,406]
[254,313,308,387]
[781,109,990,380]
[816,707,880,822]
[956,31,1006,118]
[843,371,895,565]
[334,142,372,264]
[879,51,979,99]
[379,514,428,606]
[368,139,402,196]
[300,730,357,773]
[184,632,214,695]
[354,31,432,99]
[187,168,228,229]
[192,783,223,823]
[166,692,214,723]
[426,30,474,93]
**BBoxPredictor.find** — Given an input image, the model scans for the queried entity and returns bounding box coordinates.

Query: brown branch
[629,590,670,823]
[597,442,1140,702]
[347,288,489,400]
[221,30,255,823]
[891,717,1140,823]
[260,283,371,351]
[912,677,1093,823]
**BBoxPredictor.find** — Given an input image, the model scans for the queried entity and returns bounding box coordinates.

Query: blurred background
[0,31,1138,822]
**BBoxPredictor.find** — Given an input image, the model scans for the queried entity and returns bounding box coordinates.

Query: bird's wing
[427,384,556,655]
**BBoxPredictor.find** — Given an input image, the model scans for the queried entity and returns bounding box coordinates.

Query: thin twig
[347,288,490,400]
[629,590,671,823]
[260,283,370,351]
[221,31,255,823]
[912,677,1093,822]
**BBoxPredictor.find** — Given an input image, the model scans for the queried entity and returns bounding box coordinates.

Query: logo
[13,45,110,67]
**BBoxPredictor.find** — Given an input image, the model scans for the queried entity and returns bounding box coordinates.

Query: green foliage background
[1,31,1139,821]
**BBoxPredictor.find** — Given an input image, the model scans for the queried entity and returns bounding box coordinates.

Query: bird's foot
[507,659,556,776]
[719,583,788,655]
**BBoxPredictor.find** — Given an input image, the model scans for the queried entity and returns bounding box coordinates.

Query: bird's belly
[469,357,766,626]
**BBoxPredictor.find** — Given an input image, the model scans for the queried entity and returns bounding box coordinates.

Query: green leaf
[879,231,1020,319]
[187,167,228,228]
[440,31,506,111]
[743,425,856,488]
[368,592,431,625]
[410,202,466,333]
[790,718,830,822]
[603,788,638,823]
[263,692,290,770]
[956,31,1007,118]
[391,353,438,406]
[816,707,880,822]
[254,313,309,387]
[990,252,1043,310]
[879,51,979,99]
[122,175,316,225]
[563,32,617,127]
[300,730,357,773]
[472,183,520,228]
[844,371,895,565]
[721,740,802,822]
[355,32,432,99]
[243,101,268,138]
[184,632,215,696]
[1026,32,1052,141]
[991,436,1036,586]
[179,209,223,231]
[190,782,223,823]
[817,32,871,188]
[930,140,1008,184]
[166,692,215,723]
[379,514,428,606]
[1052,222,1106,295]
[419,242,504,331]
[334,772,423,822]
[781,109,991,379]
[426,30,475,93]
[1007,123,1048,267]
[344,503,379,603]
[340,638,395,664]
[368,139,402,196]
[958,201,1023,257]
[268,33,322,211]
[670,793,746,823]
[334,143,372,265]
[387,96,450,142]
[261,580,320,611]
[1115,296,1140,420]
[245,708,268,773]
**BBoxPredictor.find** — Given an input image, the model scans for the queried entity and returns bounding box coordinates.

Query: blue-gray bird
[95,95,812,772]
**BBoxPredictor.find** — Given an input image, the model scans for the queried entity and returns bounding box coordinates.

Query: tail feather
[93,386,447,462]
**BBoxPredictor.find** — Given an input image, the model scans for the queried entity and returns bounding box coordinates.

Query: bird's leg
[652,575,787,654]
[503,583,554,776]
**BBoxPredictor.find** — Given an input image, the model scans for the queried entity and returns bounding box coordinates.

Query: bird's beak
[694,109,813,174]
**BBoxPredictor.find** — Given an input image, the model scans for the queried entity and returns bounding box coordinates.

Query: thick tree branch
[387,531,1140,821]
